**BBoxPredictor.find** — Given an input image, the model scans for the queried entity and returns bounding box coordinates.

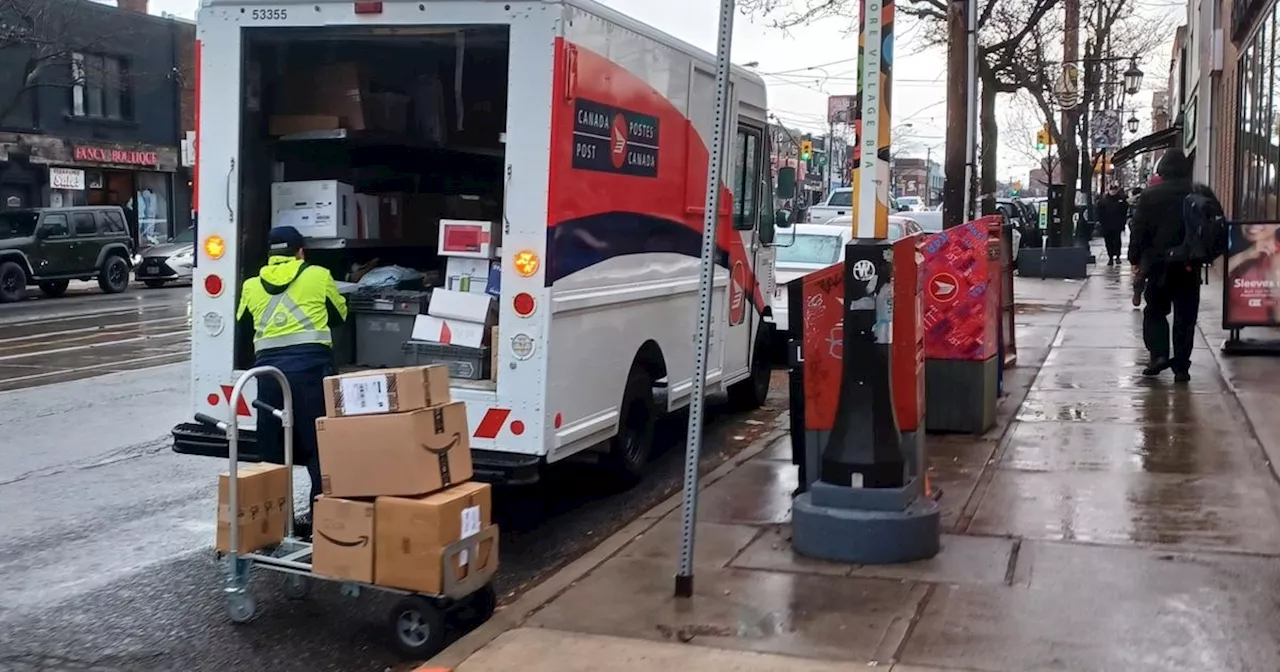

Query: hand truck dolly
[193,365,498,658]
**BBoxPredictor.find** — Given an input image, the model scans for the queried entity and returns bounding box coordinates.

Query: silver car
[134,227,195,288]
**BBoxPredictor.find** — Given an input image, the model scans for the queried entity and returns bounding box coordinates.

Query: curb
[420,414,792,671]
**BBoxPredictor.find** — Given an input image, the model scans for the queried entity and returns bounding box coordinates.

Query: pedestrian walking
[1097,184,1129,265]
[1127,149,1226,383]
[236,225,348,538]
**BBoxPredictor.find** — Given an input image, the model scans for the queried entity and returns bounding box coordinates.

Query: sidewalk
[427,247,1280,672]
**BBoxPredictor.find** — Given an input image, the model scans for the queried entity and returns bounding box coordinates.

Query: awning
[1111,126,1182,166]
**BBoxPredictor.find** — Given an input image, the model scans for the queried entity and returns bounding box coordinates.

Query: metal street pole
[675,0,735,599]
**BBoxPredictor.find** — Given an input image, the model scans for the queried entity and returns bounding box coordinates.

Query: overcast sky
[142,0,1182,182]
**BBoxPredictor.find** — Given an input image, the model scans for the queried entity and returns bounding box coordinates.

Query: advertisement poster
[1225,222,1280,327]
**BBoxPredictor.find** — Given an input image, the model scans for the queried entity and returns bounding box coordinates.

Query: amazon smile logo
[421,432,462,455]
[317,531,369,548]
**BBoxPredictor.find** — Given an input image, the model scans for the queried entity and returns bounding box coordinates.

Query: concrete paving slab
[1032,359,1227,393]
[1039,346,1193,368]
[1236,390,1280,471]
[999,421,1259,474]
[453,628,867,672]
[1011,325,1060,348]
[729,525,851,577]
[695,459,797,525]
[901,540,1280,672]
[1053,326,1213,350]
[618,518,761,571]
[968,469,1280,554]
[844,534,1014,587]
[926,437,999,531]
[759,437,793,461]
[1016,389,1237,428]
[529,556,928,663]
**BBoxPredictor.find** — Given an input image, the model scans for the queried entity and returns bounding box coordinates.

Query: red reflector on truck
[353,1,382,13]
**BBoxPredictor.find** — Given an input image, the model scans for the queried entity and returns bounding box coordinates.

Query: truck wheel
[728,326,772,411]
[98,255,129,294]
[39,280,70,298]
[0,261,26,303]
[605,367,657,486]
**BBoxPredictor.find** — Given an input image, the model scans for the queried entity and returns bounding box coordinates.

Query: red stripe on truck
[474,409,511,439]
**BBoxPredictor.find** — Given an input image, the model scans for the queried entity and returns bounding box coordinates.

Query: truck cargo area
[233,25,509,387]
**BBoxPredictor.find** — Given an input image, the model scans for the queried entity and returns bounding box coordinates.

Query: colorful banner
[850,0,894,240]
[1224,222,1280,327]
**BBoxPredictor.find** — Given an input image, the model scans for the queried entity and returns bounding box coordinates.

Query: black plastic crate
[348,289,430,315]
[402,340,489,380]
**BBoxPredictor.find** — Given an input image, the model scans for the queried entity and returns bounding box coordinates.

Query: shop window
[132,172,171,245]
[70,52,131,121]
[72,212,97,236]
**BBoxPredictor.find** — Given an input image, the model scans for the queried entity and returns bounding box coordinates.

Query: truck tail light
[354,1,382,13]
[513,292,536,317]
[204,274,224,297]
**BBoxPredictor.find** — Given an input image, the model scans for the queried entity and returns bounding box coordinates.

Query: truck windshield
[776,234,843,265]
[0,211,37,239]
[827,190,853,206]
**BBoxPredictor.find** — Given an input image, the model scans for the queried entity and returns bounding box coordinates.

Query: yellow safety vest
[237,256,348,352]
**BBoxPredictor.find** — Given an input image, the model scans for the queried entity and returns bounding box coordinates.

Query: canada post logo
[573,98,659,178]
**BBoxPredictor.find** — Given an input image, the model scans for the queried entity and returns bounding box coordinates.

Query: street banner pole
[851,0,894,240]
[675,0,736,599]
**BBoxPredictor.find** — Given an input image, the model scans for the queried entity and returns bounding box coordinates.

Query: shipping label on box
[317,402,474,499]
[216,464,289,554]
[428,288,495,324]
[312,497,375,583]
[411,314,488,348]
[271,180,357,239]
[323,365,451,417]
[438,219,499,259]
[374,482,493,594]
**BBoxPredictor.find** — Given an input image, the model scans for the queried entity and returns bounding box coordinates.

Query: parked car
[897,195,923,211]
[772,216,924,342]
[0,206,134,303]
[808,188,911,223]
[134,227,196,288]
[890,209,943,233]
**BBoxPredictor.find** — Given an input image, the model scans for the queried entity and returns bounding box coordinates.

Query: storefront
[46,142,182,247]
[1233,0,1280,221]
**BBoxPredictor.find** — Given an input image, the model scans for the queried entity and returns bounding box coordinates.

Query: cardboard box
[269,114,341,136]
[216,464,289,554]
[444,257,497,295]
[410,314,489,349]
[375,482,495,594]
[428,288,496,324]
[323,365,451,417]
[355,194,380,239]
[438,219,500,259]
[312,496,375,583]
[377,192,406,240]
[317,402,474,498]
[272,180,357,239]
[275,63,369,130]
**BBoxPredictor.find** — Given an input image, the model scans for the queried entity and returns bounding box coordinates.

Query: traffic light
[799,139,813,161]
[1011,179,1023,196]
[1035,125,1053,151]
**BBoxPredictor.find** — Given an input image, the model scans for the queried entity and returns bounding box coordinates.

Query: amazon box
[216,464,289,554]
[312,497,375,583]
[316,402,473,498]
[374,482,494,594]
[322,365,451,417]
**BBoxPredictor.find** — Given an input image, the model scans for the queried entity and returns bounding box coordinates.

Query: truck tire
[728,326,772,411]
[39,280,70,298]
[98,254,130,294]
[605,367,657,487]
[0,261,26,303]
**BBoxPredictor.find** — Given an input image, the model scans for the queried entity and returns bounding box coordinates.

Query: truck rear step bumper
[171,422,543,486]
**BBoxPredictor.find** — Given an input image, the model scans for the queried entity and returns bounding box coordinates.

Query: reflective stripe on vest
[253,290,329,351]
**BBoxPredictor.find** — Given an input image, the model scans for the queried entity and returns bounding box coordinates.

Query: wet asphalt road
[0,289,786,671]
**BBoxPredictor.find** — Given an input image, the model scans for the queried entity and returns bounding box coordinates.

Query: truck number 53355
[250,8,287,20]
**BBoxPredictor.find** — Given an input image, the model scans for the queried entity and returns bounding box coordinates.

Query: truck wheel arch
[631,340,667,389]
[95,243,131,269]
[0,251,33,277]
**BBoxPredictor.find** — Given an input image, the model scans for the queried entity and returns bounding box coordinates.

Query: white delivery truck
[173,0,786,485]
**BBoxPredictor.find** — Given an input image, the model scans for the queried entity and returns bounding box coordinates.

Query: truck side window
[73,212,97,236]
[731,126,762,231]
[41,214,69,238]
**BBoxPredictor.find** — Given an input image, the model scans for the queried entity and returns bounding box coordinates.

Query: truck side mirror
[776,167,796,200]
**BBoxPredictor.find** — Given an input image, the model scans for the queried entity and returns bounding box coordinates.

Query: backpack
[1168,191,1227,265]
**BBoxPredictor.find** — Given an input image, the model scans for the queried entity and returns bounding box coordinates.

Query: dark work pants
[1103,229,1122,259]
[253,344,334,512]
[1143,266,1201,372]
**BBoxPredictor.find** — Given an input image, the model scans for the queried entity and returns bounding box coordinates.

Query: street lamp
[1126,114,1139,133]
[1123,59,1143,96]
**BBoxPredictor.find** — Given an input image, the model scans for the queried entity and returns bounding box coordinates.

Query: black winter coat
[1126,177,1222,269]
[1096,194,1129,234]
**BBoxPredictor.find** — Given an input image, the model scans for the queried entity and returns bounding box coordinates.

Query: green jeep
[0,206,135,303]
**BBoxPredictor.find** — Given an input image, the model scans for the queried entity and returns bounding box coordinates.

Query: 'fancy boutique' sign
[73,145,161,167]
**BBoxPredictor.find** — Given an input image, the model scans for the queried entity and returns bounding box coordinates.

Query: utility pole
[1060,0,1080,244]
[942,0,969,228]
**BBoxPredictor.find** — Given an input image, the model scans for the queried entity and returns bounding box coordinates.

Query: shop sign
[73,145,160,167]
[49,167,86,190]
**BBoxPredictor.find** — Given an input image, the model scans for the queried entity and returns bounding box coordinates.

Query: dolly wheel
[390,595,446,659]
[227,591,256,624]
[282,574,310,600]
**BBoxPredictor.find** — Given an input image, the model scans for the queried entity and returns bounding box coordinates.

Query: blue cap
[268,226,305,255]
